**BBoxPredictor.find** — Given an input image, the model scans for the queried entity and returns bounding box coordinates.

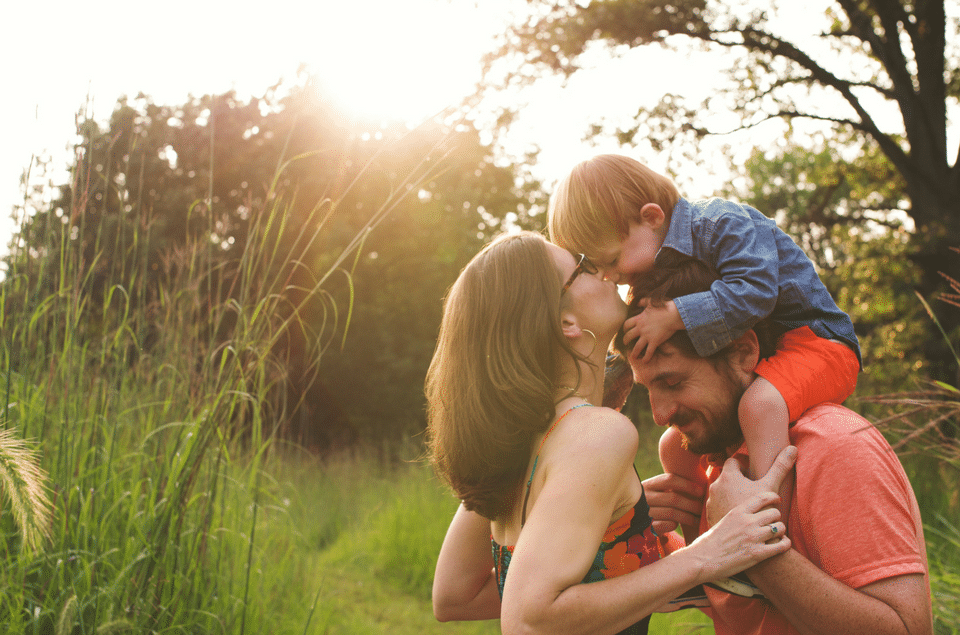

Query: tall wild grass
[0,134,452,633]
[864,276,960,635]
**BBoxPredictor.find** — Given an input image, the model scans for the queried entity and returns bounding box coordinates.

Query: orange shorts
[755,326,860,422]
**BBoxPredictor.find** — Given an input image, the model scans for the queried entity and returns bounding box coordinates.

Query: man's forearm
[750,548,929,635]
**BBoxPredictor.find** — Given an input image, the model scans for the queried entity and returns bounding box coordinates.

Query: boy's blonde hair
[548,154,680,257]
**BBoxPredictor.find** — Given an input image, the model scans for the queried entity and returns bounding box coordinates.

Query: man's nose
[650,396,677,427]
[602,269,620,284]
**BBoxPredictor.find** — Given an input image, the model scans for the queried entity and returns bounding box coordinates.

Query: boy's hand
[705,446,797,527]
[623,299,684,362]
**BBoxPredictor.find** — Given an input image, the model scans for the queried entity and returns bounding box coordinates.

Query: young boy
[549,154,861,527]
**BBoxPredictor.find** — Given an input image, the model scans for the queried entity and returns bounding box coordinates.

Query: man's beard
[678,409,743,455]
[678,375,745,456]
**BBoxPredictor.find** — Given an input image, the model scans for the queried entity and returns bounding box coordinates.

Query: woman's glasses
[560,254,599,296]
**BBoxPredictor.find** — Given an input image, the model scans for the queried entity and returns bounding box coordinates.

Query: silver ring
[770,525,779,535]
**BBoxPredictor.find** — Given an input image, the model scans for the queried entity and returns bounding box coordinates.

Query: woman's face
[547,243,627,336]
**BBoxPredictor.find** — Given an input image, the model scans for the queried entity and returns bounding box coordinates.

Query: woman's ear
[638,203,666,229]
[560,312,582,340]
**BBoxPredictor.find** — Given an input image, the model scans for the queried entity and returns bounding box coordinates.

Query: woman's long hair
[425,232,576,520]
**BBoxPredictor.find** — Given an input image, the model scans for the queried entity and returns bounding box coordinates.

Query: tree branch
[699,24,919,184]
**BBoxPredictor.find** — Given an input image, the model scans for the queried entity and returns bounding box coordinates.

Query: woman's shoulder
[551,405,639,466]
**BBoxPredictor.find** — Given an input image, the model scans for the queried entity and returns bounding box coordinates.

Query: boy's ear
[638,203,666,229]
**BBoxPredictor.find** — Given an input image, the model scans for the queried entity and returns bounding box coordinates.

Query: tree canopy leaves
[3,75,545,451]
[484,0,959,382]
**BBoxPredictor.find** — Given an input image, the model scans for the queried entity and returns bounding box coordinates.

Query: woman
[426,232,792,634]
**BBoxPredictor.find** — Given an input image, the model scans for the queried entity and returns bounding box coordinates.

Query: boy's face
[591,218,662,287]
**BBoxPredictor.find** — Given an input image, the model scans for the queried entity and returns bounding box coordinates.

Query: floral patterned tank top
[490,404,681,635]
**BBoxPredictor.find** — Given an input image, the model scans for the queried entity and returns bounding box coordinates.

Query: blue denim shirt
[662,197,861,366]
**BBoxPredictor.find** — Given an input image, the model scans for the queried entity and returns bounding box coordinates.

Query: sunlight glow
[303,0,501,123]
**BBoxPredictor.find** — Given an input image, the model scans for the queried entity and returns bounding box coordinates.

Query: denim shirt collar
[658,197,694,260]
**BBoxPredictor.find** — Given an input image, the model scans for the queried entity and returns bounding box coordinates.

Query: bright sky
[4,0,935,259]
[0,0,748,255]
[0,0,494,249]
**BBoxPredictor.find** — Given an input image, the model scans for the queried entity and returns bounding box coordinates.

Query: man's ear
[638,203,666,230]
[726,330,761,377]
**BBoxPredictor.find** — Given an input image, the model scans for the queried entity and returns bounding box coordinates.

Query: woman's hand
[706,445,797,526]
[692,491,791,581]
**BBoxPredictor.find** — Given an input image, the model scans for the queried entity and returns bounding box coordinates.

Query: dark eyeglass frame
[560,253,599,296]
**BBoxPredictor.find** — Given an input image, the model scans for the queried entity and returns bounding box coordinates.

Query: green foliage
[867,383,960,635]
[0,76,527,630]
[0,168,353,630]
[7,75,541,453]
[928,516,960,634]
[319,460,453,599]
[720,136,929,401]
[484,0,958,217]
[858,258,960,634]
[727,137,908,269]
[481,0,709,80]
[256,440,708,635]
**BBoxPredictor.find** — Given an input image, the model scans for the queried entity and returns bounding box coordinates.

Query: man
[619,258,933,635]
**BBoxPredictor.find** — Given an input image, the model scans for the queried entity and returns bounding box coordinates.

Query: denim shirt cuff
[674,292,732,357]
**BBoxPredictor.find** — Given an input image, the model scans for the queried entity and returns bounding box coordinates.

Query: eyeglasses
[560,254,599,296]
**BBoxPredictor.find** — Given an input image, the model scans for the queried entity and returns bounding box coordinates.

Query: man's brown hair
[613,252,784,361]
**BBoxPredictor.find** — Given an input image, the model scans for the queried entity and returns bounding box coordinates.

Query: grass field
[2,330,957,634]
[227,441,716,635]
[232,423,956,635]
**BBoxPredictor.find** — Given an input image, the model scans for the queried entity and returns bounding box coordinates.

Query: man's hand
[642,472,705,535]
[622,299,684,362]
[706,445,797,527]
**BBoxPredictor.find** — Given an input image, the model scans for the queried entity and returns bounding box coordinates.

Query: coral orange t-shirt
[701,404,929,635]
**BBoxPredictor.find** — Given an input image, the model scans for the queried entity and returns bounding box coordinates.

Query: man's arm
[706,453,932,635]
[749,549,931,635]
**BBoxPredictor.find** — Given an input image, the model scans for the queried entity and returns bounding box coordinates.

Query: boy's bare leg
[738,376,793,523]
[658,426,705,542]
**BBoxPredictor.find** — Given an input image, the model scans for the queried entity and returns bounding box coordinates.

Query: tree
[482,0,959,383]
[720,136,927,400]
[4,75,542,451]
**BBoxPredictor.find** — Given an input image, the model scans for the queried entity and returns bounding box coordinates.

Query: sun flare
[302,0,501,123]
